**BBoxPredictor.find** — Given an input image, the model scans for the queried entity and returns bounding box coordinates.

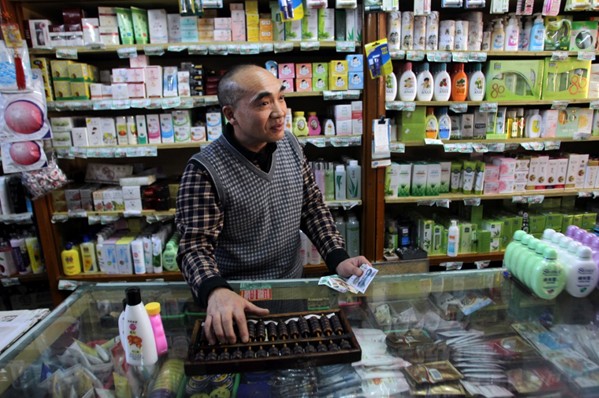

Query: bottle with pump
[80,235,98,273]
[425,108,439,139]
[324,162,335,201]
[307,112,321,136]
[61,242,82,276]
[447,220,460,257]
[566,246,598,297]
[468,63,485,101]
[521,16,533,50]
[334,165,347,200]
[491,19,505,51]
[385,72,398,101]
[529,247,566,300]
[525,109,542,137]
[433,63,451,101]
[346,160,361,199]
[451,63,468,101]
[346,212,360,257]
[292,112,308,136]
[528,14,545,51]
[416,63,434,101]
[504,15,520,51]
[437,107,451,139]
[398,62,417,101]
[145,302,168,355]
[122,287,158,366]
[516,237,539,282]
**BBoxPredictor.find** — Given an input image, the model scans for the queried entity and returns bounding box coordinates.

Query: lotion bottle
[323,119,336,136]
[346,160,361,199]
[61,242,82,276]
[346,212,360,257]
[80,235,98,273]
[565,246,599,297]
[398,62,417,101]
[385,72,398,101]
[451,63,468,101]
[416,62,434,101]
[433,63,451,101]
[122,287,158,366]
[504,14,520,51]
[145,302,168,355]
[292,112,308,136]
[438,107,451,139]
[467,63,485,101]
[324,162,335,201]
[307,112,321,136]
[491,19,505,51]
[525,109,542,138]
[528,14,545,51]
[334,165,347,200]
[425,108,439,139]
[529,247,565,300]
[447,220,460,257]
[504,230,526,271]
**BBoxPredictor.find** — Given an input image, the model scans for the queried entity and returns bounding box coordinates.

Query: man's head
[218,65,288,152]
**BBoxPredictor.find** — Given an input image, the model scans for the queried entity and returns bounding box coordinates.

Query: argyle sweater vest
[191,131,304,280]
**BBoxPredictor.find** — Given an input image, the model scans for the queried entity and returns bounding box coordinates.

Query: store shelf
[390,49,598,61]
[428,252,504,266]
[1,273,48,287]
[395,136,599,148]
[59,272,184,282]
[386,98,599,110]
[385,188,599,204]
[29,40,360,56]
[0,213,33,224]
[297,135,362,148]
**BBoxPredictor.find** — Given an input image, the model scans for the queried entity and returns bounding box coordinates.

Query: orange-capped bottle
[451,63,468,102]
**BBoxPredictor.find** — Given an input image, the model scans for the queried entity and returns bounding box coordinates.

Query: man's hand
[204,288,269,345]
[336,256,371,278]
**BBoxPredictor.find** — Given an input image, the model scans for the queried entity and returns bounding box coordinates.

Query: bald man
[176,65,369,345]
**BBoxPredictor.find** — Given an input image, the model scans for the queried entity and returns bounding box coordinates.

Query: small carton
[426,163,441,196]
[565,153,589,189]
[411,163,428,196]
[526,156,549,189]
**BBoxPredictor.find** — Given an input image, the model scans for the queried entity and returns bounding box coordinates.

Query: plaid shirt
[176,125,349,307]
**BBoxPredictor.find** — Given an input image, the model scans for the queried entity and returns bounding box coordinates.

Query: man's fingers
[221,312,237,344]
[233,310,249,343]
[204,314,216,345]
[211,312,226,344]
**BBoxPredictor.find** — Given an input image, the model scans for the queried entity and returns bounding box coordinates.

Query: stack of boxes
[49,60,98,101]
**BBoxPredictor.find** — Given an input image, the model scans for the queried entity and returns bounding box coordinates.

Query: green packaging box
[528,214,547,234]
[582,212,597,230]
[561,214,574,232]
[477,230,491,253]
[485,60,544,101]
[432,224,444,255]
[398,108,426,143]
[545,212,564,231]
[459,223,474,254]
[542,58,591,100]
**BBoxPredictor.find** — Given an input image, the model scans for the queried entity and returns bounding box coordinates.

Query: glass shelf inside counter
[0,269,597,397]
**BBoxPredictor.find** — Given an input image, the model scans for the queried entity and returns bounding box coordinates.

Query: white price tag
[330,137,352,147]
[117,47,138,58]
[111,99,131,110]
[551,100,568,110]
[239,44,260,54]
[578,52,596,61]
[188,45,208,55]
[543,141,561,151]
[1,278,20,287]
[452,52,469,62]
[323,91,344,100]
[204,95,219,105]
[527,195,544,204]
[443,143,459,152]
[93,100,112,110]
[479,102,498,113]
[475,260,490,269]
[391,50,406,59]
[179,97,194,108]
[471,143,489,153]
[428,51,451,62]
[469,52,487,62]
[162,97,181,109]
[306,138,326,147]
[260,43,274,53]
[208,45,228,55]
[167,45,187,52]
[130,99,151,108]
[590,100,599,110]
[274,41,294,53]
[148,98,164,108]
[335,41,356,52]
[463,198,482,206]
[144,46,165,56]
[449,103,468,113]
[551,51,569,61]
[425,138,445,145]
[56,48,78,59]
[512,196,527,204]
[440,262,463,271]
[457,143,473,153]
[67,210,88,218]
[406,51,425,61]
[435,199,451,208]
[487,143,506,152]
[390,142,406,153]
[300,41,320,51]
[416,200,436,207]
[578,191,593,198]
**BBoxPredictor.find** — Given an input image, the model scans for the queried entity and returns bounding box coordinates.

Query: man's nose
[271,101,286,118]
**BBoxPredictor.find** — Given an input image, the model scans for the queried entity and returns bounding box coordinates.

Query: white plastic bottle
[398,62,417,101]
[346,160,361,200]
[346,212,360,258]
[433,63,451,101]
[334,212,347,242]
[520,16,533,50]
[447,220,460,257]
[385,72,398,101]
[437,107,451,139]
[525,109,542,138]
[565,246,599,297]
[122,287,158,366]
[416,62,434,101]
[504,15,520,51]
[491,19,505,51]
[334,165,347,200]
[528,14,545,51]
[131,238,146,274]
[468,63,485,101]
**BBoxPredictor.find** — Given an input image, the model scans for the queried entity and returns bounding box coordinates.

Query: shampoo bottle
[131,238,146,274]
[504,230,526,271]
[25,236,43,274]
[61,242,82,276]
[451,63,468,101]
[323,119,336,136]
[335,165,347,200]
[525,109,542,138]
[398,62,417,101]
[162,233,180,272]
[491,19,505,51]
[504,15,520,51]
[80,235,98,273]
[346,160,362,199]
[416,63,434,101]
[307,112,321,136]
[529,247,565,300]
[433,63,451,101]
[122,287,158,366]
[324,162,335,201]
[385,72,398,101]
[528,14,545,51]
[292,112,308,136]
[467,63,485,101]
[566,246,599,297]
[145,302,169,355]
[521,16,533,50]
[447,220,460,257]
[437,107,451,139]
[425,108,439,139]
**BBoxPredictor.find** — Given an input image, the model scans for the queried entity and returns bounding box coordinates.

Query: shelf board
[390,50,598,60]
[385,188,598,204]
[428,252,504,266]
[0,273,48,286]
[397,136,599,147]
[29,40,359,56]
[59,272,184,282]
[387,98,599,108]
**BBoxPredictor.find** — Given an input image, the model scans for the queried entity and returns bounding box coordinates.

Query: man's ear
[222,106,236,125]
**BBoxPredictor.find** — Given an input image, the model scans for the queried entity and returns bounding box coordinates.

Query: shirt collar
[223,123,277,169]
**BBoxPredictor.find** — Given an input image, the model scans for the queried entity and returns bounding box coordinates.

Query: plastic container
[416,63,434,101]
[433,63,451,101]
[121,287,158,366]
[398,62,417,101]
[346,160,361,200]
[504,230,526,271]
[80,235,98,273]
[529,247,565,300]
[145,302,169,355]
[292,112,308,136]
[307,112,321,136]
[346,213,360,258]
[447,220,460,257]
[61,242,81,276]
[334,165,347,200]
[565,246,598,298]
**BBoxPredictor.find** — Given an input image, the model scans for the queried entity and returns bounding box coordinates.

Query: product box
[584,159,599,188]
[115,236,134,274]
[296,63,312,78]
[172,110,191,143]
[570,21,598,52]
[431,224,444,255]
[351,100,363,135]
[542,58,591,100]
[278,63,295,79]
[295,78,312,92]
[52,132,72,147]
[28,20,52,48]
[418,218,433,252]
[459,223,474,253]
[398,107,426,143]
[312,76,328,91]
[102,187,124,211]
[547,158,568,188]
[206,111,223,141]
[529,214,547,235]
[50,60,73,80]
[439,162,451,193]
[129,55,148,69]
[284,19,302,41]
[318,8,335,41]
[485,60,544,101]
[556,108,593,139]
[346,54,364,72]
[411,163,428,196]
[85,117,103,146]
[98,6,117,27]
[397,163,412,197]
[167,14,181,42]
[145,66,163,98]
[99,26,119,45]
[313,62,328,79]
[68,63,93,82]
[146,114,161,143]
[159,113,174,143]
[100,117,117,146]
[70,127,89,146]
[147,9,168,43]
[565,153,589,189]
[52,81,72,99]
[348,72,364,90]
[384,163,400,198]
[111,83,129,100]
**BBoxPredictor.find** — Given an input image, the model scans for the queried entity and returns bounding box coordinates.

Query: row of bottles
[386,62,485,102]
[310,159,361,201]
[0,228,44,276]
[300,210,360,265]
[505,227,598,299]
[487,14,546,52]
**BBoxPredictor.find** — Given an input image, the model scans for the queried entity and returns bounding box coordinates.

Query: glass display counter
[0,268,598,397]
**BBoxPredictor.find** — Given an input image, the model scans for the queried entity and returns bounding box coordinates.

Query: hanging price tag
[167,45,187,52]
[162,97,181,109]
[93,100,112,110]
[188,45,208,55]
[425,138,445,145]
[300,41,320,51]
[391,50,406,60]
[390,142,405,153]
[274,41,294,53]
[551,100,568,110]
[471,143,489,153]
[179,97,194,108]
[335,41,356,52]
[486,143,506,152]
[306,138,326,147]
[440,262,463,271]
[130,99,151,108]
[239,44,260,54]
[449,103,468,113]
[117,47,138,58]
[330,137,352,147]
[416,200,436,207]
[512,196,527,204]
[428,51,451,62]
[260,43,274,53]
[323,91,344,100]
[406,51,425,61]
[56,48,78,59]
[551,51,569,61]
[463,198,482,206]
[527,195,544,204]
[475,260,491,269]
[443,143,459,152]
[111,99,131,110]
[457,143,473,153]
[452,52,469,62]
[435,199,451,208]
[208,45,228,55]
[578,191,593,198]
[469,52,487,62]
[590,100,599,110]
[479,102,498,113]
[204,95,219,105]
[578,52,595,61]
[543,141,561,151]
[144,46,165,56]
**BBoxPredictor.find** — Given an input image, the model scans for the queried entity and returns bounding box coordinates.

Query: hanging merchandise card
[372,118,390,161]
[364,39,392,79]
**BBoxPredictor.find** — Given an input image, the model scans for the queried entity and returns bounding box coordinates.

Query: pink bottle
[145,302,168,355]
